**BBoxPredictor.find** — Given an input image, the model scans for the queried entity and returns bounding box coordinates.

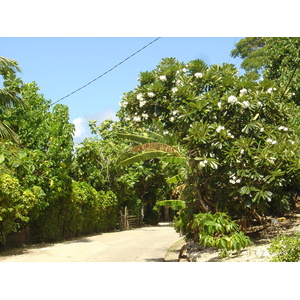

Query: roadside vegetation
[1,38,299,260]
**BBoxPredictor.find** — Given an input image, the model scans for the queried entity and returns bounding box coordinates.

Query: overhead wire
[51,37,161,106]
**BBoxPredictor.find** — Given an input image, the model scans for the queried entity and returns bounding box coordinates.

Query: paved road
[0,223,180,262]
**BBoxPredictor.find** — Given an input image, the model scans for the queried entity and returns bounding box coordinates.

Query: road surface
[0,223,180,262]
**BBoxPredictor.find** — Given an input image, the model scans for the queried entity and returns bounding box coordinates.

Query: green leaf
[0,153,5,164]
[166,174,183,184]
[118,151,169,166]
[157,200,186,209]
[117,133,157,144]
[160,156,186,165]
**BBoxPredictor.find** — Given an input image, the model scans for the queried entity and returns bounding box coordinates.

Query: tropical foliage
[0,38,299,255]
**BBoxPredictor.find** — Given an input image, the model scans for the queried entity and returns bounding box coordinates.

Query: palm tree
[0,56,24,142]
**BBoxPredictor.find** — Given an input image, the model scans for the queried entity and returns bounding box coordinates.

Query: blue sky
[1,37,243,142]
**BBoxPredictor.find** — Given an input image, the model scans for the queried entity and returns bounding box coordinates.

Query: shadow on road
[143,258,165,262]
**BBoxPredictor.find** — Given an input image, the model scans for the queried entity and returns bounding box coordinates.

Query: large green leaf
[166,174,184,184]
[118,151,169,166]
[156,200,186,209]
[117,133,157,144]
[160,156,186,165]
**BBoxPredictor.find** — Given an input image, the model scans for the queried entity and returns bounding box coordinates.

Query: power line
[51,37,161,106]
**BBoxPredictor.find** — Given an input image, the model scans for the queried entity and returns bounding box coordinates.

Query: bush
[268,232,300,262]
[30,182,119,243]
[191,212,252,258]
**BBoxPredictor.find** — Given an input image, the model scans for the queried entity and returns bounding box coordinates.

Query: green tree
[117,57,300,227]
[231,37,300,105]
[230,37,267,73]
[264,37,300,105]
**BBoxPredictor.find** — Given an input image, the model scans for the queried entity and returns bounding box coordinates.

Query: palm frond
[0,56,21,74]
[0,121,19,143]
[0,89,25,108]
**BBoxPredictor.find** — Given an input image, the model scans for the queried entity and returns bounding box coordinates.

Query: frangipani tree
[117,57,300,224]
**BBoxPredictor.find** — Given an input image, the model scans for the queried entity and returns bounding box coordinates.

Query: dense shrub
[29,182,119,243]
[268,232,300,262]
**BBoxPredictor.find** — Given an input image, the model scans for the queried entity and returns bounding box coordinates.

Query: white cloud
[72,109,118,143]
[72,117,86,138]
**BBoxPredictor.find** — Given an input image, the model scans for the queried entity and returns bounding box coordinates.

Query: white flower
[172,110,179,116]
[139,100,146,107]
[142,113,149,119]
[182,68,187,72]
[260,127,265,132]
[278,126,288,131]
[227,132,234,138]
[241,101,250,108]
[194,72,203,78]
[240,149,245,154]
[267,138,277,145]
[216,125,225,133]
[124,116,131,121]
[228,95,238,104]
[119,101,128,108]
[267,87,276,93]
[148,92,155,98]
[257,101,263,106]
[289,140,295,145]
[240,88,247,95]
[176,80,183,86]
[169,116,175,122]
[199,160,208,167]
[137,93,144,101]
[229,179,236,184]
[171,87,178,93]
[133,116,141,122]
[218,102,222,108]
[159,75,167,82]
[235,179,241,183]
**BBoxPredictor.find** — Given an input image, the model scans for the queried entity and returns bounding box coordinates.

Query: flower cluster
[239,88,247,95]
[229,174,241,185]
[228,95,238,104]
[119,100,128,108]
[216,125,225,133]
[199,160,208,167]
[171,87,178,93]
[194,72,203,78]
[266,138,277,145]
[267,87,277,93]
[159,75,167,82]
[241,100,250,108]
[278,126,288,131]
